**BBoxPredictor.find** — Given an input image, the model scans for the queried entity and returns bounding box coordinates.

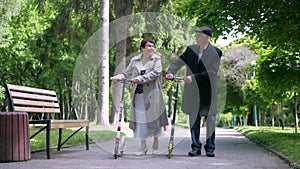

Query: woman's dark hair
[140,37,155,51]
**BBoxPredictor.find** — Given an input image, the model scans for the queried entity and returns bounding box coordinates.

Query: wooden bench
[5,84,89,159]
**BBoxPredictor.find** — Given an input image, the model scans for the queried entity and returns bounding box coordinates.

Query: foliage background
[0,0,299,128]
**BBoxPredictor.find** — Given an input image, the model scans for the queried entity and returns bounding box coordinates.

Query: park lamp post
[251,60,258,127]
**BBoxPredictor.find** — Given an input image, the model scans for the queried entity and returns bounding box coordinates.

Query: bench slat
[13,99,59,108]
[7,84,56,96]
[14,107,60,113]
[11,91,57,102]
[51,120,89,129]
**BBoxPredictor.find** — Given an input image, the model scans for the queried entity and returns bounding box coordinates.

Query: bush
[0,86,5,111]
[217,112,233,127]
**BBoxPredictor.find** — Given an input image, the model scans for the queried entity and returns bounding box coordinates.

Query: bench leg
[46,120,51,159]
[86,126,89,150]
[57,128,62,151]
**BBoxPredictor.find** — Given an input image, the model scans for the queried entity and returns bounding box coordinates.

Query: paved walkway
[0,127,292,169]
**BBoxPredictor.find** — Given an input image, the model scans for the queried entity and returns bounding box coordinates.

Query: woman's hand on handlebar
[165,74,174,80]
[131,78,139,84]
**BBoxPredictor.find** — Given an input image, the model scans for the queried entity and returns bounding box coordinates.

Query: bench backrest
[6,84,60,115]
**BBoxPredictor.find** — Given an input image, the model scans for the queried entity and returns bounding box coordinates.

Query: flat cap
[195,26,212,37]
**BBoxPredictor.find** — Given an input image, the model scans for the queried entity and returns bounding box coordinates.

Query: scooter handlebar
[166,77,185,82]
[173,77,185,82]
[166,74,184,82]
[119,78,132,83]
[110,77,132,83]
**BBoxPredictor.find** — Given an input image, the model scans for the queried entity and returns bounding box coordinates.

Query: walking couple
[111,26,222,157]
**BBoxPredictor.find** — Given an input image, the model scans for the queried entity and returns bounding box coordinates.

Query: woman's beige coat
[114,53,168,133]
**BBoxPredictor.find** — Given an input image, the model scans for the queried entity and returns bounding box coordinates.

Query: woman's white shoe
[152,149,159,155]
[135,147,148,156]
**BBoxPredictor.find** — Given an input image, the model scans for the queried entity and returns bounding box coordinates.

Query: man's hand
[184,75,192,84]
[110,77,119,83]
[166,74,174,80]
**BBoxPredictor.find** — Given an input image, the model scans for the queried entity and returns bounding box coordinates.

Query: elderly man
[166,26,222,157]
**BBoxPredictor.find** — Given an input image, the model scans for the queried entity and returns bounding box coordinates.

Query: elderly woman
[111,38,168,155]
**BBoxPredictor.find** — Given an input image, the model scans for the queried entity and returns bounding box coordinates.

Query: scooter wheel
[114,142,119,159]
[168,143,173,159]
[121,136,126,148]
[119,136,126,157]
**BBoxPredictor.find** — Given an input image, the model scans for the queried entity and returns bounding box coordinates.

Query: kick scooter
[167,77,184,159]
[114,78,130,159]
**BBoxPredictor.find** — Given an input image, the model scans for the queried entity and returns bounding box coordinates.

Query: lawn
[30,127,117,151]
[235,126,300,164]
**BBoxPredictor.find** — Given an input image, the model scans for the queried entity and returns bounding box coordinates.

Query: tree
[0,0,106,122]
[28,0,100,121]
[256,48,300,129]
[0,0,25,45]
[221,45,257,125]
[222,46,257,90]
[98,0,110,126]
[173,0,300,51]
[109,0,133,124]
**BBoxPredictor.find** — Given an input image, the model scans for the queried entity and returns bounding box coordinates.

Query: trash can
[0,112,31,162]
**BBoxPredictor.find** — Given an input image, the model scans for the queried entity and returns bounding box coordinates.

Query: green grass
[89,130,125,142]
[235,126,300,164]
[30,127,117,151]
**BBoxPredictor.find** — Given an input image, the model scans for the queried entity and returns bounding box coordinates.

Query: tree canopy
[173,0,300,51]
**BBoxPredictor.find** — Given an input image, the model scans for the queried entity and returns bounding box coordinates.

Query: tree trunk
[89,81,96,121]
[280,100,284,130]
[109,0,133,124]
[294,88,298,133]
[85,88,88,120]
[64,78,71,119]
[262,111,266,126]
[243,114,247,126]
[97,0,110,126]
[110,40,126,124]
[271,102,275,127]
[238,116,242,126]
[277,103,280,127]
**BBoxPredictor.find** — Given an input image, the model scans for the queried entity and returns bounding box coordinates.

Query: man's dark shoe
[188,150,201,157]
[206,151,215,157]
